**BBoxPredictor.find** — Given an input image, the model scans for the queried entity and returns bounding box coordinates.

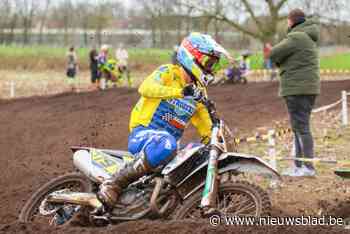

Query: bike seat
[71,146,134,160]
[100,149,134,160]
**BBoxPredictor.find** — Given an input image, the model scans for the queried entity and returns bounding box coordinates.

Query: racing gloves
[182,84,204,101]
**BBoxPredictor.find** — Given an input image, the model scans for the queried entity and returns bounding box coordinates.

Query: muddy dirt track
[1,80,350,233]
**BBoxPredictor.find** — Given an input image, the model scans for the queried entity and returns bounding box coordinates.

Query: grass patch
[0,45,174,70]
[1,45,350,71]
[320,53,350,70]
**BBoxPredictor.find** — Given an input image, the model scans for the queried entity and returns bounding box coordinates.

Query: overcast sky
[28,0,350,23]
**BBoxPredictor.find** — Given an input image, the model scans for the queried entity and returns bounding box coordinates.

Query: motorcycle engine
[166,149,208,185]
[119,187,146,206]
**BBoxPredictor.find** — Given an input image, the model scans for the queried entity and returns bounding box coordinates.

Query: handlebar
[201,97,233,141]
[201,97,220,125]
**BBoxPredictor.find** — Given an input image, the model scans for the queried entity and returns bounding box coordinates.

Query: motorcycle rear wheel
[19,173,92,226]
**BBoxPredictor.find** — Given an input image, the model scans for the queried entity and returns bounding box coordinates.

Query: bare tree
[7,12,19,44]
[62,0,74,46]
[76,0,93,47]
[1,0,347,47]
[51,0,76,46]
[182,0,290,44]
[183,0,347,45]
[182,0,195,36]
[0,0,12,43]
[291,0,345,19]
[212,0,223,41]
[16,0,39,44]
[38,0,51,44]
[142,0,196,47]
[90,1,114,46]
[141,0,164,47]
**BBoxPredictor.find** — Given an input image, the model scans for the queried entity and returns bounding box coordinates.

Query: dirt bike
[213,66,248,86]
[19,97,280,226]
[99,59,122,89]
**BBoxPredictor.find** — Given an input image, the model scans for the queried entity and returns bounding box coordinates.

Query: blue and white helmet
[176,33,231,87]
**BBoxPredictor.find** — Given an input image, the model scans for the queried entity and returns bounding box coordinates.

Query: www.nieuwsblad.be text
[209,215,344,226]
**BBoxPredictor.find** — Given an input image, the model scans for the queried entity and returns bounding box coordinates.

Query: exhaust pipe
[47,190,102,208]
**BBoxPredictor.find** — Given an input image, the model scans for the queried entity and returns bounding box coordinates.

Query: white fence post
[268,129,279,188]
[291,139,296,160]
[342,90,348,126]
[268,129,277,170]
[10,81,15,98]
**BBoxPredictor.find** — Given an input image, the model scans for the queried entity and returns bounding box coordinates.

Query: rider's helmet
[177,33,231,87]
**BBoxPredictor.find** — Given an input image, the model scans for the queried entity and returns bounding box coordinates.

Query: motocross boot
[95,154,153,213]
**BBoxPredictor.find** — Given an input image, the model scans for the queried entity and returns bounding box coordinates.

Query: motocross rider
[98,44,109,70]
[95,33,231,214]
[98,44,118,87]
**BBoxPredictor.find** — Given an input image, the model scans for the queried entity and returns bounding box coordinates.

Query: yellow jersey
[129,64,212,142]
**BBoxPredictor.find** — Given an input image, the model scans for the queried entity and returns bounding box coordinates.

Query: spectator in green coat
[269,9,320,177]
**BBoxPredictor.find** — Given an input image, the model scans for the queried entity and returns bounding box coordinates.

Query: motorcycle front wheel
[174,180,271,219]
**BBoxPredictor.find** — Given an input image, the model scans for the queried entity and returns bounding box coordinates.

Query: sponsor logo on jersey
[167,99,196,116]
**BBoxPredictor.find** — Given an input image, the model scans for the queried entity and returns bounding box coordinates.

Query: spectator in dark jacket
[269,9,320,177]
[89,48,100,90]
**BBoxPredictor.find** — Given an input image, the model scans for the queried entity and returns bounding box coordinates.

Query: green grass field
[320,53,350,70]
[0,45,349,70]
[0,45,174,70]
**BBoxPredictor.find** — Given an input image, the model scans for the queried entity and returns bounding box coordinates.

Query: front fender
[178,152,281,188]
[177,152,281,200]
[219,152,281,179]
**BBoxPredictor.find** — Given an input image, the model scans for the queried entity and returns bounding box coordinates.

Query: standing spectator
[66,46,78,92]
[116,44,131,87]
[89,48,100,90]
[263,42,277,81]
[263,42,272,70]
[98,44,110,89]
[269,9,320,177]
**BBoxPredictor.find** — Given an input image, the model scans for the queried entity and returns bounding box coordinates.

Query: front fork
[201,146,220,209]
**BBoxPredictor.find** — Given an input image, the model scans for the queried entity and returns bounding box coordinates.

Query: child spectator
[66,46,78,91]
[98,44,110,89]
